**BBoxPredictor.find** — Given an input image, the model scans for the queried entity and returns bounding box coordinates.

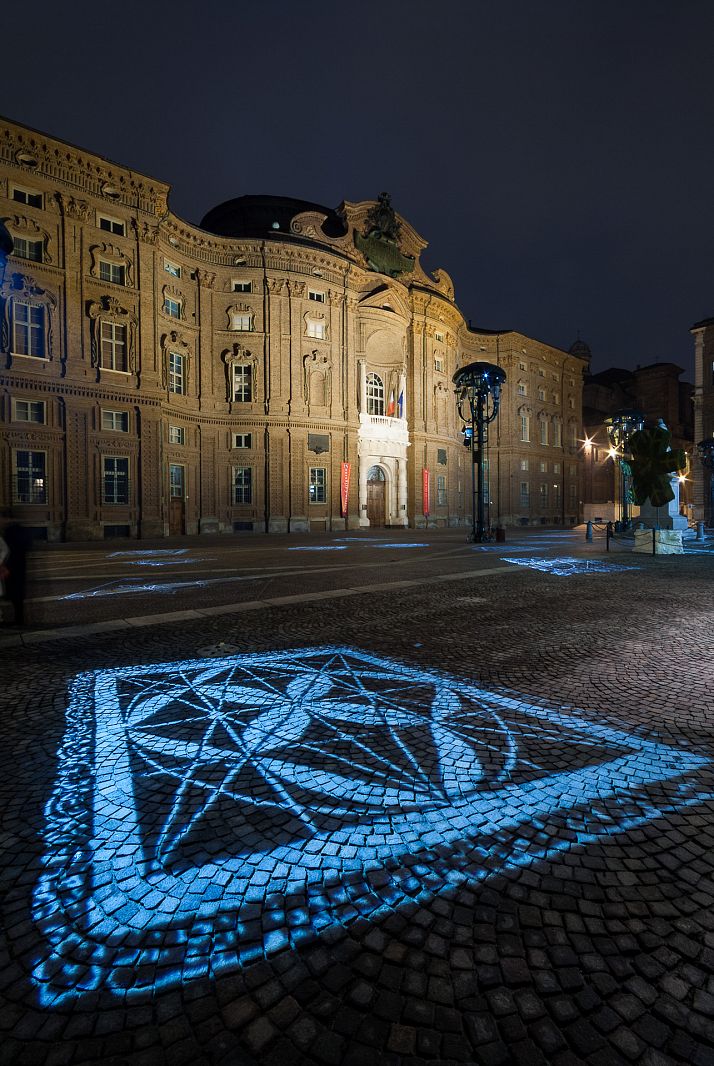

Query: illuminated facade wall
[0,118,587,540]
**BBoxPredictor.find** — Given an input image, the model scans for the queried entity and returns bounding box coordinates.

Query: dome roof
[568,335,591,360]
[199,195,346,241]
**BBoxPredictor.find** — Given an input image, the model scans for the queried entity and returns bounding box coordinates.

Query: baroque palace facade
[0,118,588,540]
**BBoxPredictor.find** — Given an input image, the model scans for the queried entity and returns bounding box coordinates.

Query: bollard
[586,520,593,542]
[697,521,705,541]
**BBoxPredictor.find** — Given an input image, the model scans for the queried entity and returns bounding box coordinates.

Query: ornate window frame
[227,303,254,332]
[222,343,259,405]
[1,272,57,365]
[4,214,52,264]
[90,243,133,287]
[305,311,327,341]
[88,295,137,379]
[366,372,385,415]
[161,330,192,395]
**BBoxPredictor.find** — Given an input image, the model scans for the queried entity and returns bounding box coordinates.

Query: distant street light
[453,361,506,542]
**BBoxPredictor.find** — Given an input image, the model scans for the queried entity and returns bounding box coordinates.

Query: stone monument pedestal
[637,475,688,531]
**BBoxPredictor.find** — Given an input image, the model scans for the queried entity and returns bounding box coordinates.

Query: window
[437,448,447,465]
[13,399,45,423]
[538,387,546,401]
[519,482,530,506]
[102,410,129,432]
[539,461,547,473]
[569,424,577,447]
[434,357,444,372]
[553,462,561,474]
[163,296,181,319]
[437,475,447,506]
[538,368,545,377]
[13,236,43,262]
[540,483,548,505]
[308,289,325,302]
[230,312,253,331]
[517,382,527,396]
[366,373,384,415]
[232,364,252,402]
[233,280,252,293]
[169,352,185,394]
[306,319,326,340]
[309,467,326,503]
[520,414,530,442]
[233,466,252,504]
[103,456,129,504]
[12,301,45,357]
[520,459,529,471]
[553,422,562,447]
[540,418,548,446]
[165,261,181,279]
[14,450,46,503]
[234,432,252,449]
[169,464,185,498]
[435,331,444,342]
[99,216,125,236]
[100,321,128,371]
[568,396,575,409]
[99,260,126,285]
[12,187,42,208]
[518,361,527,371]
[169,425,185,445]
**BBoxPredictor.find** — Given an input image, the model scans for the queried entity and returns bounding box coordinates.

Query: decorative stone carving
[3,214,53,263]
[1,271,58,364]
[267,278,285,295]
[195,269,216,288]
[131,219,159,245]
[288,280,306,298]
[303,350,331,408]
[89,243,134,286]
[226,302,253,330]
[222,342,258,404]
[160,329,192,389]
[60,195,93,223]
[87,294,138,374]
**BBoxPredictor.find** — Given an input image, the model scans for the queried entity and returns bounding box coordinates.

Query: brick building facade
[0,118,587,540]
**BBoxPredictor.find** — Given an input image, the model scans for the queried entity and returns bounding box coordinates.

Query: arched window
[366,373,384,415]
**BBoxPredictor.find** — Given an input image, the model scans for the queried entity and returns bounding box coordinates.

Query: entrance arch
[366,465,386,527]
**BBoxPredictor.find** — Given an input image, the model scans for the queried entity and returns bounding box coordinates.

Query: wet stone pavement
[2,529,714,1066]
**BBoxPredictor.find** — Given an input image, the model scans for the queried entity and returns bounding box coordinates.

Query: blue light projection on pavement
[372,543,429,549]
[62,578,211,600]
[109,549,189,558]
[33,647,708,1005]
[287,546,348,551]
[503,556,640,576]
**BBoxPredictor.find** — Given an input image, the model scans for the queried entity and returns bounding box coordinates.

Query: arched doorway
[367,465,386,527]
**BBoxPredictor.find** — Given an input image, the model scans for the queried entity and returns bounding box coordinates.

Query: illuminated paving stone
[62,578,211,600]
[32,647,707,1005]
[503,556,640,576]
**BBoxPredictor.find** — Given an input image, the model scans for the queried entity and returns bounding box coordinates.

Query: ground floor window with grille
[233,466,252,504]
[309,467,326,503]
[103,456,129,504]
[169,464,185,498]
[437,474,447,506]
[14,450,46,503]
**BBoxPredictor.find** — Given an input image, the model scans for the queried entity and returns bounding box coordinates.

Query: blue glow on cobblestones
[503,556,640,576]
[62,578,211,600]
[109,549,189,558]
[32,647,707,1005]
[287,546,348,551]
[372,543,429,549]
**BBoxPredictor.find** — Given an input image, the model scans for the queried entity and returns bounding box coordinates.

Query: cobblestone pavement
[2,528,714,1065]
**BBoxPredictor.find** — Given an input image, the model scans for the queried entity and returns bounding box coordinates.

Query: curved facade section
[0,119,587,540]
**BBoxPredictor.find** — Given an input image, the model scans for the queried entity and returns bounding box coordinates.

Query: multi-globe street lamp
[697,438,714,528]
[453,361,506,542]
[603,408,645,527]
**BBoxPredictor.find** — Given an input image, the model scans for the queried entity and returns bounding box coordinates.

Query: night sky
[4,1,714,379]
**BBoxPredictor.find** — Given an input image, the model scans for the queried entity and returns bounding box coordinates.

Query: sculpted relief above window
[88,295,137,377]
[89,243,133,287]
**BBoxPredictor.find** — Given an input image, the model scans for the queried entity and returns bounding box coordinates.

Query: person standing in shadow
[0,512,31,627]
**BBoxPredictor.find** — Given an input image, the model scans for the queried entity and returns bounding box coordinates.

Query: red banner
[340,461,351,517]
[422,467,430,516]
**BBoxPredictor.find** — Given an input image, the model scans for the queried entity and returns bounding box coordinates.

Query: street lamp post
[453,361,506,542]
[603,408,645,527]
[697,438,714,528]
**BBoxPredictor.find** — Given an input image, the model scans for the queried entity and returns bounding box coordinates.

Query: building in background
[691,317,714,524]
[581,357,694,523]
[0,118,587,540]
